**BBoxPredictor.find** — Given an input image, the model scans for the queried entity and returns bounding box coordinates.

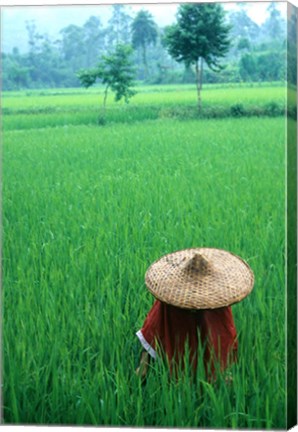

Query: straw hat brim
[145,247,254,310]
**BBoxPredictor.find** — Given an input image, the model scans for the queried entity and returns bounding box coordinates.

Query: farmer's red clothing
[136,300,238,377]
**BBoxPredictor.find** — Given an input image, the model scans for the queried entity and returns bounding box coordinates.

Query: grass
[2,83,287,130]
[2,97,287,427]
[2,83,286,109]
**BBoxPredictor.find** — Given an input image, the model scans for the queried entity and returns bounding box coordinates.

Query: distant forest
[2,3,293,90]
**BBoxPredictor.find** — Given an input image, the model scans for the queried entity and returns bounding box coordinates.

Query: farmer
[136,248,254,380]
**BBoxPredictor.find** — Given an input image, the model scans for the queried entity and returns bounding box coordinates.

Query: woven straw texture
[145,248,254,310]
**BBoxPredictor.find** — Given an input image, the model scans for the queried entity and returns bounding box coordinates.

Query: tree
[239,53,257,82]
[2,52,31,89]
[59,24,86,72]
[237,37,251,51]
[107,5,132,47]
[77,44,136,121]
[239,49,286,83]
[228,7,260,45]
[256,51,285,82]
[262,2,285,42]
[131,10,158,77]
[164,3,231,111]
[83,16,105,68]
[24,20,67,88]
[25,20,45,83]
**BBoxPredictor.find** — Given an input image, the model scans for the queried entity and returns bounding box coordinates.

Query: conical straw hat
[145,248,254,309]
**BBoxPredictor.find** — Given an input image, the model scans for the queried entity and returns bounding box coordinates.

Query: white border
[0,0,297,7]
[0,1,297,431]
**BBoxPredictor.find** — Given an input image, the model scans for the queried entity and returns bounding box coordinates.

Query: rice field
[2,84,288,427]
[2,83,286,130]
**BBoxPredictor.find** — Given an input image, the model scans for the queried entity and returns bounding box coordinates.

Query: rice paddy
[2,83,286,130]
[2,84,288,427]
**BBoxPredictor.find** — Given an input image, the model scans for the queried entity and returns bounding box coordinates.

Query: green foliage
[2,84,287,130]
[1,53,31,90]
[3,109,287,426]
[257,51,286,81]
[77,44,136,111]
[2,4,289,90]
[163,3,231,110]
[263,2,286,41]
[239,53,258,81]
[107,5,132,47]
[83,16,105,68]
[228,8,260,44]
[131,10,158,51]
[239,50,286,82]
[237,37,250,51]
[101,45,136,103]
[164,3,231,70]
[131,10,158,76]
[77,68,98,88]
[265,101,282,117]
[230,103,246,117]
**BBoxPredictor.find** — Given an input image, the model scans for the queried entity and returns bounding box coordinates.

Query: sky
[0,1,289,53]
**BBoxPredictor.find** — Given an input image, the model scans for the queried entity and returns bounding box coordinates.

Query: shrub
[97,115,106,125]
[230,104,246,117]
[265,101,283,117]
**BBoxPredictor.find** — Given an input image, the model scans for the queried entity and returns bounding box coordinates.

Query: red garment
[136,300,238,377]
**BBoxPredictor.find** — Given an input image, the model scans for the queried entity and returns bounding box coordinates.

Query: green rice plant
[2,112,286,427]
[2,83,286,131]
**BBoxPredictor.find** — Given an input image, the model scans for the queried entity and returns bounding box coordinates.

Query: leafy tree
[239,53,257,81]
[24,20,67,88]
[25,20,45,82]
[59,24,86,72]
[2,4,288,90]
[257,51,286,82]
[164,3,231,111]
[228,7,260,45]
[77,44,136,120]
[239,50,286,83]
[83,16,105,68]
[131,10,158,77]
[237,37,251,51]
[2,52,31,89]
[262,2,285,42]
[107,5,132,47]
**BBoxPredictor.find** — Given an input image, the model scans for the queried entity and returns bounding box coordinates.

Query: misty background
[1,2,290,90]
